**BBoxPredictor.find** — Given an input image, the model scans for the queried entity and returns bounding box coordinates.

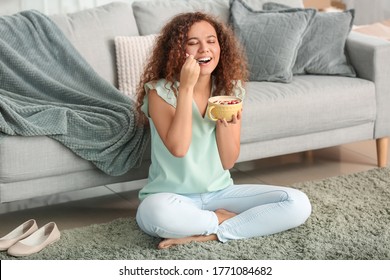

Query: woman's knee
[136,193,192,236]
[136,193,172,234]
[137,193,176,220]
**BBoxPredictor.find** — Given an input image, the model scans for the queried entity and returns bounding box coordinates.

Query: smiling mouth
[196,57,212,64]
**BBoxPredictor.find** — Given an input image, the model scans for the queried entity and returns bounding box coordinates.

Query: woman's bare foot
[158,234,218,249]
[215,208,237,224]
[157,209,237,249]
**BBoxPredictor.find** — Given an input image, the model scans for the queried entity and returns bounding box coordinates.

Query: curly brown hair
[136,12,248,124]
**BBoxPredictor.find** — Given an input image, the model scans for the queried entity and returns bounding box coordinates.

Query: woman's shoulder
[232,80,246,100]
[145,79,179,108]
[145,79,179,91]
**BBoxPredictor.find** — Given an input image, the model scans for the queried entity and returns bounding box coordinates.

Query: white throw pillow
[115,34,157,99]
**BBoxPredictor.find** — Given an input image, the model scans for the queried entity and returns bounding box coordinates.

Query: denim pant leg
[136,192,219,239]
[201,184,312,243]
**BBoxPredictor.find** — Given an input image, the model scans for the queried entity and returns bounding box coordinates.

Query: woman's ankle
[215,209,237,224]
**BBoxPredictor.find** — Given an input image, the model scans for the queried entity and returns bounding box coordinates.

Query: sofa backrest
[49,0,304,87]
[132,0,230,35]
[132,0,304,35]
[50,2,139,87]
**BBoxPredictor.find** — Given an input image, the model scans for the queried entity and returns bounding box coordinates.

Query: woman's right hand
[180,54,200,90]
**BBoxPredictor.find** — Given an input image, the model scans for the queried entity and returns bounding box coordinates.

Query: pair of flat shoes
[0,219,60,257]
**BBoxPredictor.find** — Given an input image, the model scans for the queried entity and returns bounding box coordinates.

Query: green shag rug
[1,168,390,260]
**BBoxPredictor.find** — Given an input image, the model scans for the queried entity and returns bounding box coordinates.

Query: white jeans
[136,184,311,243]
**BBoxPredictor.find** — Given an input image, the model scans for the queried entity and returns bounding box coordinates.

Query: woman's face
[185,20,220,76]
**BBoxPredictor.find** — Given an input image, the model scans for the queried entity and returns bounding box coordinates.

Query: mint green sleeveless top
[139,79,245,200]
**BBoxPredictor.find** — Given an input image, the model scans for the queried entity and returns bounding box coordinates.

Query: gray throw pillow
[238,0,304,10]
[262,2,291,10]
[263,2,356,77]
[230,0,316,83]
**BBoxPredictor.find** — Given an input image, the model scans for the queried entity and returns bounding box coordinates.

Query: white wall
[1,0,390,24]
[341,0,390,25]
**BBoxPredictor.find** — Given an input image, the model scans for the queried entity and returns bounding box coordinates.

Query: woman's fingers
[180,54,200,88]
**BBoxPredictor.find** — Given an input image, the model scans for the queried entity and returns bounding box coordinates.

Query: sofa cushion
[263,3,356,77]
[241,76,376,144]
[0,136,93,183]
[230,0,315,83]
[0,135,151,184]
[50,2,139,87]
[115,34,158,99]
[132,0,230,35]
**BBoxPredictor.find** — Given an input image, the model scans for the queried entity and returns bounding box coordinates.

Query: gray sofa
[1,0,389,206]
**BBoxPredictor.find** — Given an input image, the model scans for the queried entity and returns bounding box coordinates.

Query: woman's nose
[198,42,209,53]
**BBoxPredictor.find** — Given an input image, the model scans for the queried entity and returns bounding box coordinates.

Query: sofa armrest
[346,31,390,138]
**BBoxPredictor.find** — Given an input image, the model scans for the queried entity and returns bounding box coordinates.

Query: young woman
[135,12,311,249]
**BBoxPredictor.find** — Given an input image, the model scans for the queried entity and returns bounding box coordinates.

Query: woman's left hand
[215,108,242,169]
[218,109,242,127]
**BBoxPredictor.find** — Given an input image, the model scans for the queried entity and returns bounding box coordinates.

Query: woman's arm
[215,110,242,169]
[149,88,192,157]
[149,55,200,157]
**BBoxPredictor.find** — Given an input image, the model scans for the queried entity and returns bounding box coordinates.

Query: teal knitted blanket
[0,10,150,176]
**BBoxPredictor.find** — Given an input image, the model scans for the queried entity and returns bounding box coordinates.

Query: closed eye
[187,39,199,45]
